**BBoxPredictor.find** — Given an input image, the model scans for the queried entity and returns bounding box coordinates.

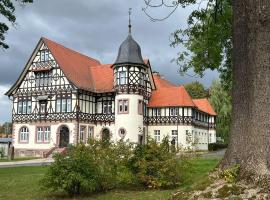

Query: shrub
[42,144,99,195]
[41,140,135,195]
[128,137,182,189]
[42,138,190,195]
[208,143,228,151]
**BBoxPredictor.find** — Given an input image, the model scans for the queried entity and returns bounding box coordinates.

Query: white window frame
[118,99,129,114]
[19,127,29,143]
[170,108,179,116]
[79,126,86,143]
[154,130,161,142]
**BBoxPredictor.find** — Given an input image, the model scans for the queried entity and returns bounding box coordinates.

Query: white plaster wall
[13,122,76,150]
[209,129,216,143]
[115,94,143,143]
[147,125,211,150]
[147,125,193,149]
[191,127,209,150]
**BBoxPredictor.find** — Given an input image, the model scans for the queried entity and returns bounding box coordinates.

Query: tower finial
[128,8,132,34]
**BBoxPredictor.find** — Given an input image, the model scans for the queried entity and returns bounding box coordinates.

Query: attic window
[40,50,49,62]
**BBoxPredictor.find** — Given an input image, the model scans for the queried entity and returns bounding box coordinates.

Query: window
[170,108,178,116]
[138,100,143,115]
[88,126,94,140]
[39,101,47,114]
[67,99,72,112]
[44,127,50,142]
[36,126,51,143]
[172,130,178,143]
[19,127,29,143]
[40,51,50,62]
[103,101,112,114]
[18,100,32,114]
[118,99,129,114]
[79,126,86,143]
[153,108,161,116]
[119,71,127,85]
[55,98,72,112]
[154,130,161,142]
[35,71,51,87]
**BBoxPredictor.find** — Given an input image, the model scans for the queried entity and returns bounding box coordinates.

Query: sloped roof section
[90,64,114,93]
[148,86,195,107]
[193,98,217,116]
[152,73,176,89]
[42,37,101,91]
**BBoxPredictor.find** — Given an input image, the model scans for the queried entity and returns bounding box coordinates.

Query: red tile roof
[193,98,217,116]
[42,37,101,92]
[90,64,114,93]
[152,74,176,89]
[42,38,216,115]
[148,86,195,107]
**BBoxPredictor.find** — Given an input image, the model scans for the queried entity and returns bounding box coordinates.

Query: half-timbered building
[5,25,216,157]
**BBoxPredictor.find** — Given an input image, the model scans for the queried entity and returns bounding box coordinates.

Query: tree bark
[220,0,270,177]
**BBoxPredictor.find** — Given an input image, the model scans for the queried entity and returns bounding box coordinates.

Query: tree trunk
[220,0,270,177]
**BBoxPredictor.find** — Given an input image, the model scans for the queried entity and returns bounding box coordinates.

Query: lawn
[0,157,220,200]
[0,157,40,162]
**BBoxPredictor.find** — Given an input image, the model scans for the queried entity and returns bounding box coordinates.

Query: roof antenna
[128,8,132,34]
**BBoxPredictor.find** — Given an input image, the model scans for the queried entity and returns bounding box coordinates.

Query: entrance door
[101,128,110,142]
[59,126,69,147]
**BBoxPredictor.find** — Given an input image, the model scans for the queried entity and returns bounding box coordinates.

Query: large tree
[0,0,33,49]
[220,1,270,177]
[144,0,270,178]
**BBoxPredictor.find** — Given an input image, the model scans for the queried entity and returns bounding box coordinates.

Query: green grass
[0,157,40,162]
[0,157,220,200]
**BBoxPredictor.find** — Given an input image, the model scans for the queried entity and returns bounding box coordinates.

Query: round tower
[113,10,148,143]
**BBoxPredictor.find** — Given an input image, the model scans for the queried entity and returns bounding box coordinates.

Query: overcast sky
[0,0,218,123]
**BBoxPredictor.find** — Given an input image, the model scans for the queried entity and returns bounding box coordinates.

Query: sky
[0,0,218,123]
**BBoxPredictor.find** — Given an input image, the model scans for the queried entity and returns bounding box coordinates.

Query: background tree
[0,122,12,136]
[0,0,33,49]
[209,80,231,143]
[184,81,208,99]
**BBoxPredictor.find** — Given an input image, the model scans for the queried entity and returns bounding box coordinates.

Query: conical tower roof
[114,10,145,66]
[114,33,144,65]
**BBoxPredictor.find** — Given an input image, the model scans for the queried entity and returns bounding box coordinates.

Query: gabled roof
[148,86,195,107]
[42,37,101,92]
[193,98,217,116]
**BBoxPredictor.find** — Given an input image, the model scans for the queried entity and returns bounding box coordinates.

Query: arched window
[19,127,29,143]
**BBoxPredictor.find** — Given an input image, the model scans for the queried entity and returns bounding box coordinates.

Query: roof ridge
[41,37,101,65]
